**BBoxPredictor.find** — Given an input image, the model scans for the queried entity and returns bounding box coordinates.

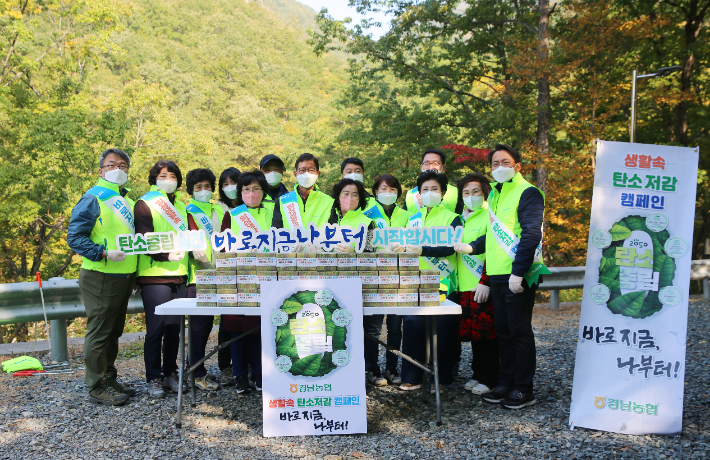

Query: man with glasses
[67,148,138,406]
[404,149,459,217]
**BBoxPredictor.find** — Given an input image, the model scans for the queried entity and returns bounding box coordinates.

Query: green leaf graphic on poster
[290,354,322,376]
[332,325,347,351]
[282,297,304,314]
[596,215,676,318]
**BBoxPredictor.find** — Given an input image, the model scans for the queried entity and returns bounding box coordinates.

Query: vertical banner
[569,140,698,435]
[261,279,367,437]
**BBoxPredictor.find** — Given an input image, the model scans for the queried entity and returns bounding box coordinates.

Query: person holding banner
[67,148,138,406]
[273,153,334,231]
[398,171,462,392]
[454,144,545,409]
[185,168,224,392]
[452,173,499,396]
[404,149,458,216]
[363,174,413,385]
[134,160,189,399]
[260,154,289,211]
[220,170,275,394]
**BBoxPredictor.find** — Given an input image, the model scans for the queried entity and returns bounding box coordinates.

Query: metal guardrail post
[704,279,709,300]
[550,290,560,310]
[50,318,68,362]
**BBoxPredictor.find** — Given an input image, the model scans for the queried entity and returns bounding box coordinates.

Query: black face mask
[422,169,441,175]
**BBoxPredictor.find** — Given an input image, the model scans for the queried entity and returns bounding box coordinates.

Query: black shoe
[89,378,129,406]
[481,385,513,404]
[501,390,537,409]
[249,375,262,392]
[235,375,251,394]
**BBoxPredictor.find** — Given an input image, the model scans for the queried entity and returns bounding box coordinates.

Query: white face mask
[492,165,517,183]
[343,173,363,183]
[104,168,128,186]
[156,179,178,194]
[296,172,318,189]
[421,191,442,208]
[222,185,238,199]
[463,195,484,211]
[194,190,213,203]
[377,192,397,206]
[264,171,283,187]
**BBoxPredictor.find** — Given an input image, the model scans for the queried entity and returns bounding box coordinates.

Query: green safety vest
[279,188,334,229]
[456,205,488,291]
[137,186,190,278]
[80,178,138,275]
[405,184,458,218]
[485,172,544,276]
[335,207,373,249]
[186,199,225,285]
[363,201,412,229]
[2,355,43,373]
[408,205,459,292]
[229,204,274,234]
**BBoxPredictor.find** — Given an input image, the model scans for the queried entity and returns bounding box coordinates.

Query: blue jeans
[230,331,261,378]
[400,314,456,385]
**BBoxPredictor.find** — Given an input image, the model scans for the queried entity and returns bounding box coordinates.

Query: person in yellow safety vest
[454,144,545,410]
[331,157,379,221]
[396,171,462,392]
[219,170,276,394]
[67,148,138,406]
[184,168,224,393]
[404,148,459,217]
[452,173,500,397]
[260,154,289,212]
[273,153,334,231]
[134,160,189,399]
[363,174,413,386]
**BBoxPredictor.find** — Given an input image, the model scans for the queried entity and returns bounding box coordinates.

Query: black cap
[260,154,285,170]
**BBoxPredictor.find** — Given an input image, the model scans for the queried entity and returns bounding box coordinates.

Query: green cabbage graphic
[275,290,346,377]
[598,215,675,319]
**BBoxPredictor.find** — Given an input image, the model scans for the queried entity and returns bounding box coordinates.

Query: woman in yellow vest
[135,160,189,399]
[397,171,462,392]
[452,173,499,396]
[219,170,275,394]
[184,168,224,392]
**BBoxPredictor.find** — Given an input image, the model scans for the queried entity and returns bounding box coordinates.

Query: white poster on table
[260,279,367,437]
[569,140,698,435]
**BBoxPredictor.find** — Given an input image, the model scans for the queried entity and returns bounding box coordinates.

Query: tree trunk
[536,0,550,196]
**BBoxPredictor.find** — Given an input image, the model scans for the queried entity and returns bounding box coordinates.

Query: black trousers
[401,314,457,386]
[363,314,383,372]
[186,285,213,378]
[490,281,537,392]
[470,338,500,388]
[218,323,232,370]
[141,283,186,382]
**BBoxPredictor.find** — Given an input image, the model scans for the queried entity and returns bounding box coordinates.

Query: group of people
[67,145,544,411]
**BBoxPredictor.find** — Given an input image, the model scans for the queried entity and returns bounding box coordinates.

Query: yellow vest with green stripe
[364,201,413,229]
[229,205,274,235]
[485,173,544,276]
[279,187,334,229]
[456,205,488,291]
[409,205,459,291]
[405,185,458,218]
[137,187,189,278]
[186,199,225,285]
[80,178,138,274]
[335,208,372,248]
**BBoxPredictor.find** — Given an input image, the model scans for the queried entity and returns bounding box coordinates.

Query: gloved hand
[509,274,524,294]
[168,251,185,262]
[106,250,126,262]
[334,243,355,253]
[303,242,320,253]
[405,245,423,255]
[193,250,209,263]
[453,243,473,254]
[291,242,304,253]
[392,243,407,253]
[473,284,490,304]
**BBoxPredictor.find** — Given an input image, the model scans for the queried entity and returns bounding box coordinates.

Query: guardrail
[1,261,709,361]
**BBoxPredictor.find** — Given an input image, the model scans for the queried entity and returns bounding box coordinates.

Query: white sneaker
[366,371,387,386]
[384,369,402,385]
[464,379,479,391]
[470,383,491,395]
[399,383,421,391]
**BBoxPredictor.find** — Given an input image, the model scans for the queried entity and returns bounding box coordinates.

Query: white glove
[291,242,304,253]
[405,245,423,255]
[168,251,185,262]
[106,250,126,262]
[392,243,407,253]
[193,250,209,263]
[473,284,490,304]
[303,242,320,253]
[509,274,524,294]
[334,243,355,253]
[453,243,473,254]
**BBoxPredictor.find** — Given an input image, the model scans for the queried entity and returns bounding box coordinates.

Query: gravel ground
[1,299,709,459]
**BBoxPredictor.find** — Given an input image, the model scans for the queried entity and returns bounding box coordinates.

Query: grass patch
[118,340,144,360]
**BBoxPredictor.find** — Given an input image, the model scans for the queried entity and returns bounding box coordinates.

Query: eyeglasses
[491,159,515,168]
[296,168,318,175]
[421,161,442,167]
[101,164,128,171]
[242,187,263,194]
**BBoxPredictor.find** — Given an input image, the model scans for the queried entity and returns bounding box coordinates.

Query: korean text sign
[260,279,367,437]
[569,140,698,435]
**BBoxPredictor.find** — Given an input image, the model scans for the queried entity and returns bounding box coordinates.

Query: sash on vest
[408,212,424,228]
[487,202,550,286]
[363,205,388,229]
[86,186,135,234]
[460,253,485,284]
[230,204,264,233]
[186,204,215,238]
[141,191,187,232]
[280,190,304,228]
[410,186,424,211]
